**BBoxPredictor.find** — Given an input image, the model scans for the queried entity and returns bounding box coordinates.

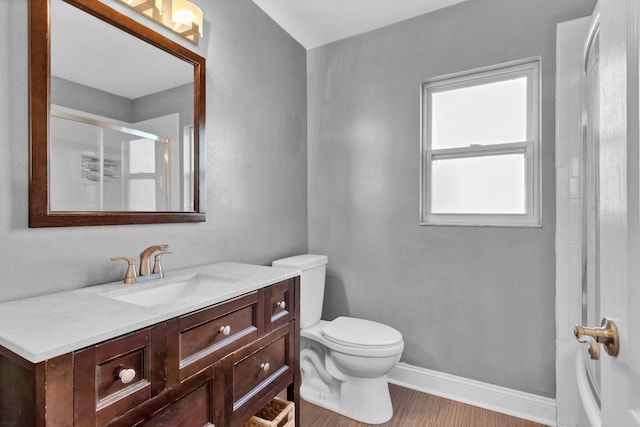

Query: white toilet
[272,254,404,424]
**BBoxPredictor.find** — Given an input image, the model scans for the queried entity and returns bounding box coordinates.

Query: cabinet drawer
[266,278,294,331]
[232,324,293,414]
[171,292,262,381]
[74,325,166,426]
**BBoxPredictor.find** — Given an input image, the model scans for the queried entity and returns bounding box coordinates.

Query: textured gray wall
[52,76,133,122]
[0,0,307,302]
[51,77,194,126]
[133,83,193,124]
[307,0,595,398]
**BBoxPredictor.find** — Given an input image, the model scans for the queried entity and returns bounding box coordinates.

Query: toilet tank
[272,254,328,329]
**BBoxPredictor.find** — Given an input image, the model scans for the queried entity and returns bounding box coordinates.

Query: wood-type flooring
[299,384,549,427]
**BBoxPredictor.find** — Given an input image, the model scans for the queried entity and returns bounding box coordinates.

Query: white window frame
[420,58,541,227]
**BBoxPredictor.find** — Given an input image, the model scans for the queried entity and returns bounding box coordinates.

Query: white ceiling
[52,0,469,97]
[252,0,469,49]
[52,0,193,100]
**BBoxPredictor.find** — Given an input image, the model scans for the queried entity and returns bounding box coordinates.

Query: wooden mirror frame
[29,0,206,227]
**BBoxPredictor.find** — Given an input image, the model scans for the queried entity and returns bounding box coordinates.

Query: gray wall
[0,0,307,302]
[52,77,194,126]
[133,83,193,124]
[52,76,133,122]
[307,0,595,398]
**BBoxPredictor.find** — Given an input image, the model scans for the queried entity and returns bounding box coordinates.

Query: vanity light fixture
[119,0,161,19]
[171,0,203,42]
[117,0,203,44]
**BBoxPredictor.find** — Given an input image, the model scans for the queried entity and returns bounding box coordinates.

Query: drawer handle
[118,368,136,384]
[260,362,270,372]
[219,325,231,336]
[276,301,286,310]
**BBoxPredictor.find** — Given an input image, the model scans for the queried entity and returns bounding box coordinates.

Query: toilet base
[301,375,393,424]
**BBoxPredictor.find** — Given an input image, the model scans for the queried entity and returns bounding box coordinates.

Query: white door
[586,0,640,425]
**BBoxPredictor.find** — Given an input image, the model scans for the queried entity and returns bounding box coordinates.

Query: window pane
[431,77,527,149]
[129,179,156,211]
[129,138,156,173]
[431,153,526,214]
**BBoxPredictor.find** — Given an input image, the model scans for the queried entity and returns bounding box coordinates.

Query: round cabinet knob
[219,325,231,336]
[118,368,136,384]
[277,301,286,310]
[260,362,270,372]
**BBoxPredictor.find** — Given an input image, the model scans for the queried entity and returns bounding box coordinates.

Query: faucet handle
[153,251,173,276]
[153,244,169,252]
[111,257,137,284]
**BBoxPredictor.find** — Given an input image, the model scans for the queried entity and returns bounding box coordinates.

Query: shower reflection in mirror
[49,108,193,212]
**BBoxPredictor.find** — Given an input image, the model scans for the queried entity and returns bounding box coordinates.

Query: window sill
[419,221,542,228]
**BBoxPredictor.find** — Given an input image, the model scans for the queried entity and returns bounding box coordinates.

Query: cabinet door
[229,323,295,426]
[107,369,221,427]
[74,325,166,426]
[132,375,216,427]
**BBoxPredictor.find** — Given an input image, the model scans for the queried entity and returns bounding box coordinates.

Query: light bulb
[171,0,203,36]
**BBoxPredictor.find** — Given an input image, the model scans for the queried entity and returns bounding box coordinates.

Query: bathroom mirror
[29,0,206,227]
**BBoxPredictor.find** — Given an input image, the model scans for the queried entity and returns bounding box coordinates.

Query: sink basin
[102,273,239,307]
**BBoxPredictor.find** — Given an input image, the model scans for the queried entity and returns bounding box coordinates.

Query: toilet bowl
[272,254,404,424]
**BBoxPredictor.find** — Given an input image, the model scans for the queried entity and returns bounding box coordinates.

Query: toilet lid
[321,316,403,348]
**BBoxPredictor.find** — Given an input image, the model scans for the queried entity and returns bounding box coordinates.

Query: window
[420,58,541,226]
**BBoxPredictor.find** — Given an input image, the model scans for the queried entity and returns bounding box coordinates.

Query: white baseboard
[387,362,557,426]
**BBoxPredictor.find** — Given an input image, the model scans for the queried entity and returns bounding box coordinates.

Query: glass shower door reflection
[49,111,170,212]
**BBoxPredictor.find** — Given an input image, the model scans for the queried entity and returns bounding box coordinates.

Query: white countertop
[0,262,299,363]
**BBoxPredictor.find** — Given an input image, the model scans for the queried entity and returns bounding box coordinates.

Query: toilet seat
[319,316,404,356]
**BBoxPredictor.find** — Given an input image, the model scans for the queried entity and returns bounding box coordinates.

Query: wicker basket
[243,398,295,427]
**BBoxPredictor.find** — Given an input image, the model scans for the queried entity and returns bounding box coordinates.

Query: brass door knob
[574,318,620,357]
[587,341,600,360]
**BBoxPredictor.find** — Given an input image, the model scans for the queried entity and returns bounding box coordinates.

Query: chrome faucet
[139,244,169,277]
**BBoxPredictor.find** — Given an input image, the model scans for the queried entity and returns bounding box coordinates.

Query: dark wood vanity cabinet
[0,277,300,427]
